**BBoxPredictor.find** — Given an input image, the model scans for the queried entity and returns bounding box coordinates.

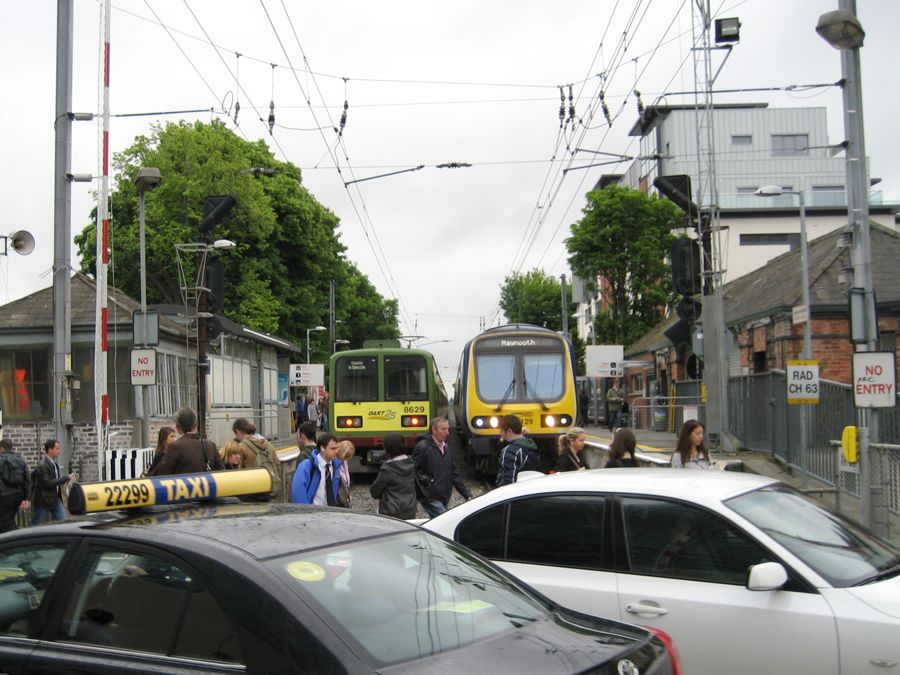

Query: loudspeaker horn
[8,230,34,256]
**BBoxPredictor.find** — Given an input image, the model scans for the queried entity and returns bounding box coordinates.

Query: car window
[59,548,241,664]
[0,543,68,636]
[271,529,550,667]
[506,495,605,569]
[457,502,506,559]
[621,497,773,585]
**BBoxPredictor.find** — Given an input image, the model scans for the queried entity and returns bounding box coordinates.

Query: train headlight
[544,415,556,427]
[402,415,427,428]
[473,417,485,428]
[559,415,571,426]
[541,414,572,428]
[489,416,500,428]
[337,416,363,429]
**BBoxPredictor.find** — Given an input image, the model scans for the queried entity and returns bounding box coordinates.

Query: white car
[422,469,900,675]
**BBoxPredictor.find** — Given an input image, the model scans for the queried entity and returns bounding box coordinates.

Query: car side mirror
[747,561,788,591]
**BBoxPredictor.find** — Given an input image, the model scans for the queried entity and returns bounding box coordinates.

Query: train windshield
[473,336,566,403]
[385,355,428,401]
[335,356,378,402]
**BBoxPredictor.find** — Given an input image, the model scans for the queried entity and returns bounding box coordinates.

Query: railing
[629,396,706,433]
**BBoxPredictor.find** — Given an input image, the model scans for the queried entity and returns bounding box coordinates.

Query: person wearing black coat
[370,434,417,519]
[0,439,31,532]
[413,418,470,518]
[31,439,72,525]
[150,407,223,476]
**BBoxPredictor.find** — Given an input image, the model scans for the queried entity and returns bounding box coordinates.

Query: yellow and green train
[329,345,449,473]
[453,324,578,474]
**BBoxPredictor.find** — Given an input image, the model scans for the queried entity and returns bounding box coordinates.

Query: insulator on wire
[567,84,575,124]
[558,86,565,128]
[635,89,644,118]
[338,100,348,137]
[268,101,275,135]
[233,100,240,126]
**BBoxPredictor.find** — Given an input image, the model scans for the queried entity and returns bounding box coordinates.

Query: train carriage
[454,324,577,474]
[329,343,449,474]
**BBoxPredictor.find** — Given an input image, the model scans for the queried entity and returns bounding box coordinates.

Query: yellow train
[453,324,577,474]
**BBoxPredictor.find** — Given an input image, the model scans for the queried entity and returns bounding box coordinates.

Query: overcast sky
[1,0,897,382]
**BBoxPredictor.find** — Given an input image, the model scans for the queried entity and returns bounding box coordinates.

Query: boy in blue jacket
[291,433,342,505]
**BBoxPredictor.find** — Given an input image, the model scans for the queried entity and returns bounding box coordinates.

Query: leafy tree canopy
[498,268,586,374]
[566,184,681,347]
[74,119,399,354]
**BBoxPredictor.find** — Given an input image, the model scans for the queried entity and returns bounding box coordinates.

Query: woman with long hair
[605,428,637,467]
[145,426,176,477]
[220,440,248,469]
[671,419,711,469]
[335,440,356,507]
[556,427,587,472]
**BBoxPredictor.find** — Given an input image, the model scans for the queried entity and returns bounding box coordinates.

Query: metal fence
[629,396,706,433]
[728,370,900,540]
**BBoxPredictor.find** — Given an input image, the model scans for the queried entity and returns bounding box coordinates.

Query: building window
[0,348,50,419]
[154,353,195,418]
[740,233,801,250]
[811,185,845,207]
[771,134,809,156]
[732,134,752,145]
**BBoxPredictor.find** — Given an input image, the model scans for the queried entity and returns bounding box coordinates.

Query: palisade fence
[632,372,899,539]
[727,370,900,539]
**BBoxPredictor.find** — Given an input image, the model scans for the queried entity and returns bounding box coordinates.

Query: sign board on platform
[852,352,897,408]
[130,348,157,386]
[289,363,325,388]
[792,304,809,325]
[586,345,624,378]
[786,360,819,404]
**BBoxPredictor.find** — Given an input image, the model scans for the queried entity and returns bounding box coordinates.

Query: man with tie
[289,433,342,506]
[32,439,73,525]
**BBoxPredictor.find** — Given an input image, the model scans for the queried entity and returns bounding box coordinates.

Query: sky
[1,0,898,384]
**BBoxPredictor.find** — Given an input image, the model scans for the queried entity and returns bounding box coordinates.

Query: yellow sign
[787,360,820,405]
[841,426,858,464]
[286,561,326,582]
[68,468,273,515]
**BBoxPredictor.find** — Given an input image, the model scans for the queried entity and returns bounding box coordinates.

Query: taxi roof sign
[67,468,273,515]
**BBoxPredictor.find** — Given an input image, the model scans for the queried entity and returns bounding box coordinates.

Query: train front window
[335,356,378,402]
[385,356,427,401]
[523,353,564,401]
[475,354,516,402]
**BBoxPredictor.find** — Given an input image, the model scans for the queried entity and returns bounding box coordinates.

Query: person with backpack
[0,439,31,533]
[232,418,283,502]
[370,434,417,519]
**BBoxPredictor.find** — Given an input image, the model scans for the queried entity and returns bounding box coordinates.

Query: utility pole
[560,274,569,338]
[53,0,74,468]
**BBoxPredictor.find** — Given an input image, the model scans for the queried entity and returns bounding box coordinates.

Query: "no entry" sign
[852,352,897,408]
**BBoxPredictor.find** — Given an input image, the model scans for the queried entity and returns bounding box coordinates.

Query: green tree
[566,185,681,347]
[499,269,565,329]
[75,120,398,347]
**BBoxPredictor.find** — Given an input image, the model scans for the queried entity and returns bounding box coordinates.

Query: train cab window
[385,356,427,401]
[475,354,516,401]
[523,353,564,401]
[335,356,378,402]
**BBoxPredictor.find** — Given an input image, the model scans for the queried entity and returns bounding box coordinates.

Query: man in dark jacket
[31,438,72,525]
[496,414,540,487]
[151,407,223,476]
[0,439,31,532]
[413,417,470,518]
[370,433,417,519]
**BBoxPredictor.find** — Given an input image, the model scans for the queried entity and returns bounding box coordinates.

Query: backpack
[0,454,27,490]
[242,438,283,502]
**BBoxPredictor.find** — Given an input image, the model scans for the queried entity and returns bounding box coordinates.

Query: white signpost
[852,352,897,408]
[786,360,820,405]
[289,363,325,388]
[586,345,624,378]
[130,348,157,386]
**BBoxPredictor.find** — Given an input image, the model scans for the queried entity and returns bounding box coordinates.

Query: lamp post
[756,186,812,476]
[135,167,161,448]
[333,339,350,353]
[817,1,877,528]
[307,325,326,363]
[755,187,811,359]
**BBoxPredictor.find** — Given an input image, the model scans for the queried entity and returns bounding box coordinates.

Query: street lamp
[307,325,327,363]
[755,186,811,359]
[135,167,161,448]
[817,1,877,528]
[333,339,350,353]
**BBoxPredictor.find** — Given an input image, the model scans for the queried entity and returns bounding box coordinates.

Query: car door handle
[625,602,669,617]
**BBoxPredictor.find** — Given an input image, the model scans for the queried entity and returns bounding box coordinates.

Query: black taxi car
[0,469,678,674]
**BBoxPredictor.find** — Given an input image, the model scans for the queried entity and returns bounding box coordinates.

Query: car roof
[10,503,414,559]
[494,468,780,503]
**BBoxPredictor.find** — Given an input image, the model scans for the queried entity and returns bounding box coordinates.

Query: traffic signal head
[654,174,698,222]
[198,195,237,236]
[671,237,702,296]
